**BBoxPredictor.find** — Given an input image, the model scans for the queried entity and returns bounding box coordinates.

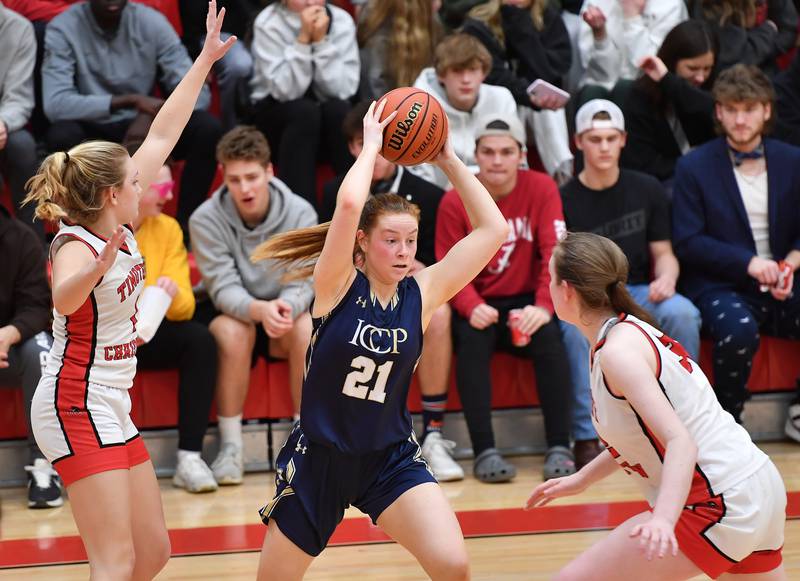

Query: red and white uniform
[591,314,786,579]
[32,223,150,486]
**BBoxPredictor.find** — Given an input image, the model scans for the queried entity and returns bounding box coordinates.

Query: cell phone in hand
[526,79,571,108]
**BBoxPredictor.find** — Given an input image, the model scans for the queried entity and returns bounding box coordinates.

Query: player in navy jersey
[251,101,510,580]
[527,232,786,581]
[22,4,235,579]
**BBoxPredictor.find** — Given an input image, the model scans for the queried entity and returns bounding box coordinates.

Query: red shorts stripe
[53,435,150,487]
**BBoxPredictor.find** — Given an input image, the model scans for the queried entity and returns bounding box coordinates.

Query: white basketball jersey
[45,223,145,389]
[590,314,768,506]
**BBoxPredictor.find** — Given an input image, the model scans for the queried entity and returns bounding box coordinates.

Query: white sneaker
[785,402,800,443]
[211,443,244,485]
[25,458,63,509]
[173,455,218,493]
[421,432,464,482]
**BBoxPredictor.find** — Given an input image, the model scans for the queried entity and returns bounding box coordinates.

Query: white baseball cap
[575,99,625,135]
[474,113,526,148]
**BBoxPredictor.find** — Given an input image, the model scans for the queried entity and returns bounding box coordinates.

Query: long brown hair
[702,0,757,28]
[252,193,421,281]
[468,0,550,44]
[23,141,129,223]
[357,0,442,88]
[552,232,658,327]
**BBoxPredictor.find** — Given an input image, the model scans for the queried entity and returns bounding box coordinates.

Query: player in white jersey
[527,232,787,581]
[23,4,235,579]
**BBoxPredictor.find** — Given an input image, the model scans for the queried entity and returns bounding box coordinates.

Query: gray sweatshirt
[0,3,35,132]
[189,178,317,322]
[42,2,210,124]
[250,2,359,102]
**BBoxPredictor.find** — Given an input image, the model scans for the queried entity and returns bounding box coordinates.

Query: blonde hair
[252,193,421,281]
[23,141,129,223]
[357,0,442,89]
[469,0,549,44]
[552,232,658,327]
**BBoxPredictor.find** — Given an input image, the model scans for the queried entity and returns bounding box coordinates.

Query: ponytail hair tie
[63,151,70,164]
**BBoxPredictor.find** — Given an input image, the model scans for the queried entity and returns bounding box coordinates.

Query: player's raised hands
[95,225,127,276]
[200,0,237,64]
[362,99,397,153]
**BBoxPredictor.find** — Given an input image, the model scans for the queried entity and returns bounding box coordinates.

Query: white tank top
[590,314,768,506]
[45,223,145,389]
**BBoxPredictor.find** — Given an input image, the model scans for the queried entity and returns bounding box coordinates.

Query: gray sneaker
[173,455,218,493]
[211,443,244,485]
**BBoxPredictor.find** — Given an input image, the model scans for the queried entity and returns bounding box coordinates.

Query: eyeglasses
[150,180,175,199]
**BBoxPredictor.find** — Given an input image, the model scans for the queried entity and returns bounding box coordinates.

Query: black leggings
[452,296,572,455]
[136,319,217,451]
[251,96,352,207]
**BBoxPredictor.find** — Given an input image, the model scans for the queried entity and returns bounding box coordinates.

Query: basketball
[377,87,449,166]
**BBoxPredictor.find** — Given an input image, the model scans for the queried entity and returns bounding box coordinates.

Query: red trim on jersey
[53,294,103,463]
[53,434,150,487]
[617,317,662,378]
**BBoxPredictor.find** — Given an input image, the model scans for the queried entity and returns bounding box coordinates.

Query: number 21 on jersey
[341,356,393,403]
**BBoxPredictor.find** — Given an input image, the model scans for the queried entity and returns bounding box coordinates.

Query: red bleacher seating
[1,337,798,439]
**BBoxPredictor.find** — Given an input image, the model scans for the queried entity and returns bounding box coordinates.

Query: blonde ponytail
[23,141,128,224]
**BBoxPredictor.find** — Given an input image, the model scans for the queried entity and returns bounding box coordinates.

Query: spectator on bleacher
[774,50,800,146]
[250,0,358,207]
[0,3,41,240]
[439,0,483,29]
[621,20,717,185]
[690,0,799,75]
[462,0,574,184]
[319,102,463,481]
[129,157,218,493]
[412,33,518,189]
[356,0,442,101]
[179,0,259,131]
[560,99,702,470]
[189,126,315,485]
[672,64,800,429]
[436,112,574,483]
[575,0,688,107]
[41,0,223,233]
[0,204,57,509]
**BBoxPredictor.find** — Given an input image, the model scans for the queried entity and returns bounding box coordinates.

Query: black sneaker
[25,458,64,509]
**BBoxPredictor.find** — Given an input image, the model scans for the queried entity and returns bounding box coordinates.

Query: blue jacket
[672,137,800,301]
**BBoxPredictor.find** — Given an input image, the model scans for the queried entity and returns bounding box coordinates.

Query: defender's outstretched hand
[201,0,237,64]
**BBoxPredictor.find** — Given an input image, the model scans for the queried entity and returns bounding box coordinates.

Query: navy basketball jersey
[300,270,423,454]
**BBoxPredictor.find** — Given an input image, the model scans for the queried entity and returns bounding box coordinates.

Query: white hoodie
[412,67,520,188]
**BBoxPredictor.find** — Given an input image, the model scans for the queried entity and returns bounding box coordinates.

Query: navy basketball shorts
[259,422,436,556]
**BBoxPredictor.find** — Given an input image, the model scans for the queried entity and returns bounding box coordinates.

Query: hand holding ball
[376,87,449,166]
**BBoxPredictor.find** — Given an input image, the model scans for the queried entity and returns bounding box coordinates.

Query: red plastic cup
[508,309,531,347]
[777,260,793,291]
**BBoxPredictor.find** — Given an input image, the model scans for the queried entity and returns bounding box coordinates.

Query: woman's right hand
[362,100,396,153]
[639,55,668,82]
[95,226,127,276]
[199,0,237,64]
[525,472,588,510]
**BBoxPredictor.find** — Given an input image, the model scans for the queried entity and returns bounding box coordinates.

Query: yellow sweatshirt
[135,213,195,321]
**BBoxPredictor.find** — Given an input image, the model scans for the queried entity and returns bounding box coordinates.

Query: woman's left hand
[200,0,237,64]
[629,515,679,560]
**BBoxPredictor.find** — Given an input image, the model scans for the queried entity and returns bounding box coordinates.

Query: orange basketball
[377,87,449,166]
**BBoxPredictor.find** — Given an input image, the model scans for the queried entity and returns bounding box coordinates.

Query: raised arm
[132,0,235,193]
[312,101,396,315]
[415,144,509,325]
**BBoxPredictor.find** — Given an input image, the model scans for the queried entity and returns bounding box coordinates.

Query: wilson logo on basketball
[387,101,423,151]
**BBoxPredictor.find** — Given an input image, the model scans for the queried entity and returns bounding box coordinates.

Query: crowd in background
[2,0,800,509]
